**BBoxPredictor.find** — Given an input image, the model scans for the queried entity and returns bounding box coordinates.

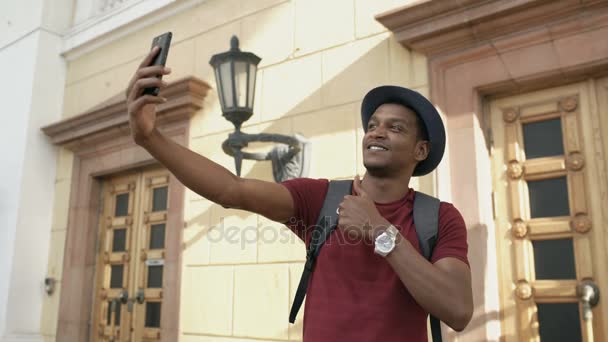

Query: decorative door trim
[42,76,209,341]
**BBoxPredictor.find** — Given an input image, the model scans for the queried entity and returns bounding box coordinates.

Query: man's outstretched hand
[125,46,172,145]
[337,175,389,241]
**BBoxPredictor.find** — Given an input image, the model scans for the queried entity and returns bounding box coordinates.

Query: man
[126,47,473,341]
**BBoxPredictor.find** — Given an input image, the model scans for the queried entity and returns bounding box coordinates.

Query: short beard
[363,163,393,178]
[364,159,416,178]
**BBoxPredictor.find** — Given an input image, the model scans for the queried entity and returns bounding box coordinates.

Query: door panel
[490,81,608,341]
[133,170,170,342]
[93,173,139,342]
[92,169,170,342]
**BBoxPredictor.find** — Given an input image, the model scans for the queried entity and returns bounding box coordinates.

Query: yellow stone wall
[43,0,431,340]
[41,148,73,342]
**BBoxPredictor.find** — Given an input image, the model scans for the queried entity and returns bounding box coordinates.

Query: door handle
[118,289,129,304]
[577,280,600,342]
[118,289,134,314]
[111,288,144,312]
[124,288,145,313]
[135,288,145,304]
[577,280,600,320]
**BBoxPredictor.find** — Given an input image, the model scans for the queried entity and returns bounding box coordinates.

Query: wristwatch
[374,225,399,257]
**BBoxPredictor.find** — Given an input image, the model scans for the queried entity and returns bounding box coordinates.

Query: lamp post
[209,36,309,182]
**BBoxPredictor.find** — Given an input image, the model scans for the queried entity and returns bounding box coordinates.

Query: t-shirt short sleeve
[280,177,329,243]
[430,202,470,267]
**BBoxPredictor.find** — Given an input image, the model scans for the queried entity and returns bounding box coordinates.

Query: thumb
[353,175,369,197]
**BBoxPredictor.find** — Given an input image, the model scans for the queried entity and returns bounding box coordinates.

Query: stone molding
[376,0,608,57]
[42,77,209,151]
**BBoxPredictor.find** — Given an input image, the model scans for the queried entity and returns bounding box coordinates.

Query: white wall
[0,26,36,341]
[0,0,45,48]
[0,0,70,340]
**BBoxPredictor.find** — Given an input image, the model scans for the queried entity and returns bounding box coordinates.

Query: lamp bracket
[222,131,310,182]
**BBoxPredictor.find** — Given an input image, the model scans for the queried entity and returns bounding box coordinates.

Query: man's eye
[368,124,377,129]
[391,125,402,131]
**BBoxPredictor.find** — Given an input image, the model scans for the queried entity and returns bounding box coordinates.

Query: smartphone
[143,32,172,96]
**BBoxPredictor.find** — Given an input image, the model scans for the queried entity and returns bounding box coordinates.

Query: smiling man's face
[362,103,429,177]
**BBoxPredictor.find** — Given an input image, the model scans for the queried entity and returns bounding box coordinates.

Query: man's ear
[415,140,430,162]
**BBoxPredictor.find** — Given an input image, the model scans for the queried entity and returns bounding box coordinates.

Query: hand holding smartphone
[143,32,172,96]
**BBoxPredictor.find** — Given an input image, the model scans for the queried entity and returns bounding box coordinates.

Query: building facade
[2,0,608,341]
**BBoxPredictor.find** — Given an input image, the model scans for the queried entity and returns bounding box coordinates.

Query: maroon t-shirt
[282,178,469,342]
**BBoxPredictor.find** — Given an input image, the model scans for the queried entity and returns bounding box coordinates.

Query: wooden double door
[490,78,608,341]
[92,168,171,342]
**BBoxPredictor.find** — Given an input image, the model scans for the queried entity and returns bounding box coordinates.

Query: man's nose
[368,125,387,138]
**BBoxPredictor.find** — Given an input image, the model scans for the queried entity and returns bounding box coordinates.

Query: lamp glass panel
[248,64,257,108]
[234,61,248,108]
[219,62,234,108]
[214,67,225,111]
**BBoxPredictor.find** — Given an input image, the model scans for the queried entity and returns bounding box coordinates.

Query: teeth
[369,146,387,151]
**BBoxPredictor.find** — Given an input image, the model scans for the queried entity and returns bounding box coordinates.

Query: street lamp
[209,36,309,182]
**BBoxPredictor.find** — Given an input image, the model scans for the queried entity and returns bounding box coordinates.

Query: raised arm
[125,46,294,223]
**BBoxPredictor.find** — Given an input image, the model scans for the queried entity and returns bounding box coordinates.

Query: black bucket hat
[361,85,446,176]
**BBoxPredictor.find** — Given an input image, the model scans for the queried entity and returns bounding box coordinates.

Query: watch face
[376,233,394,253]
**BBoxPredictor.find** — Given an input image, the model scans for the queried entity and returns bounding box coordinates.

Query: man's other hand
[337,175,388,240]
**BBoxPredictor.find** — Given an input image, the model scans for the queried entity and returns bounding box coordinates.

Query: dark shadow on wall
[443,223,496,340]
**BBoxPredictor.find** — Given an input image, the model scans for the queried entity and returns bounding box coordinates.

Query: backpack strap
[413,191,442,342]
[413,191,440,260]
[289,180,352,323]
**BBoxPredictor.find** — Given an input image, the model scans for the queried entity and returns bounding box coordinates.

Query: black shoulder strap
[413,191,442,342]
[413,191,440,260]
[289,180,352,323]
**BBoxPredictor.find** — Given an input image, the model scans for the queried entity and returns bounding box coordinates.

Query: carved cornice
[376,0,608,56]
[42,77,209,150]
